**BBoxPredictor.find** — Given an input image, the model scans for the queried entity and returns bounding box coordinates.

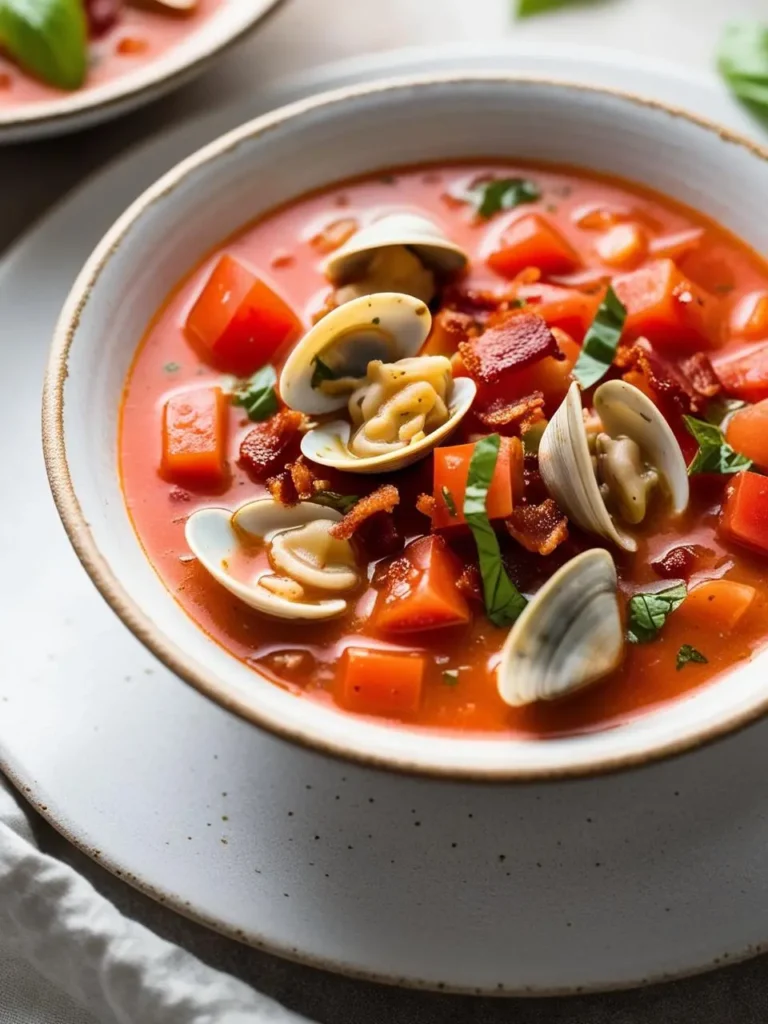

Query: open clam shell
[324,213,468,285]
[301,375,477,474]
[185,499,359,621]
[497,550,624,707]
[280,292,432,416]
[539,381,689,553]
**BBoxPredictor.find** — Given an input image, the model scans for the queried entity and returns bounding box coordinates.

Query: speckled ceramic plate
[4,44,768,995]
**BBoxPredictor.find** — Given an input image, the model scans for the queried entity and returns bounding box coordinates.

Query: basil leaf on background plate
[718,22,768,110]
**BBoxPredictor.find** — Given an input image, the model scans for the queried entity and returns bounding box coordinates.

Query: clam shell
[185,500,354,621]
[325,213,468,284]
[301,375,477,474]
[497,550,624,707]
[280,292,432,416]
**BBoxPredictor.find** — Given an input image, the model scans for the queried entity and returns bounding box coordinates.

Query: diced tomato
[648,228,704,264]
[720,472,768,556]
[161,387,228,486]
[613,259,723,351]
[677,579,757,633]
[431,440,516,529]
[339,649,425,717]
[731,291,768,341]
[373,535,471,633]
[488,213,580,279]
[185,255,302,375]
[713,342,768,403]
[725,400,768,470]
[516,283,602,342]
[595,223,647,270]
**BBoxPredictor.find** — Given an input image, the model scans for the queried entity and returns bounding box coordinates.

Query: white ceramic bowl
[43,73,768,780]
[0,0,285,144]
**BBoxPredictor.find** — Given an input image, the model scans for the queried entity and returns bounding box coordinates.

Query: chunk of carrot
[339,648,425,717]
[725,400,768,470]
[677,580,757,633]
[720,472,768,556]
[713,342,768,404]
[161,386,228,486]
[431,439,516,529]
[488,213,580,279]
[185,254,302,376]
[613,259,723,351]
[595,223,647,270]
[373,535,471,633]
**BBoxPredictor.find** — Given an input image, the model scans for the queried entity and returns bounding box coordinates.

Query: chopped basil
[372,317,381,325]
[676,645,709,671]
[572,285,627,389]
[441,486,458,518]
[627,582,688,644]
[442,669,460,686]
[511,297,529,309]
[0,0,87,89]
[163,362,181,374]
[310,355,338,389]
[704,397,747,427]
[683,416,752,476]
[464,435,527,628]
[515,0,573,16]
[466,178,541,219]
[231,365,279,422]
[718,22,768,110]
[311,491,359,513]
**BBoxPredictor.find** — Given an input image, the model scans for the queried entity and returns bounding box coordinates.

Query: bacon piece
[355,512,404,560]
[289,458,315,500]
[617,339,721,415]
[267,469,298,507]
[506,499,569,556]
[428,308,478,355]
[651,544,720,581]
[416,493,437,518]
[328,484,400,540]
[239,409,306,480]
[476,391,546,435]
[458,311,562,385]
[456,564,483,602]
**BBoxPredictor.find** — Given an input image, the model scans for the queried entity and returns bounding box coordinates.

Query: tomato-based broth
[120,161,768,738]
[0,0,221,105]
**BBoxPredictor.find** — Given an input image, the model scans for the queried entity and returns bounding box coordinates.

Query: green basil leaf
[0,0,87,89]
[718,22,768,109]
[704,397,747,427]
[441,485,458,518]
[310,355,339,389]
[683,416,753,475]
[572,285,627,389]
[676,644,709,671]
[466,178,541,219]
[464,435,528,628]
[163,362,181,374]
[515,0,572,17]
[311,491,359,513]
[627,582,688,644]
[442,669,460,686]
[231,365,279,422]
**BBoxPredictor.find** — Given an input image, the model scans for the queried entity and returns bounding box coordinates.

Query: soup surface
[120,160,768,738]
[0,0,221,105]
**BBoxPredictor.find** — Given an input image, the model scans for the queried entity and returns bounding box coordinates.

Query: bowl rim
[0,0,287,133]
[42,70,768,782]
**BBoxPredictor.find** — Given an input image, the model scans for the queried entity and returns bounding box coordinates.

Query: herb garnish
[627,582,688,644]
[310,355,338,389]
[683,416,752,476]
[676,645,709,671]
[718,22,768,110]
[465,178,541,219]
[163,362,181,374]
[311,491,359,513]
[442,669,460,686]
[573,285,627,389]
[515,0,573,17]
[0,0,87,89]
[441,486,458,518]
[705,397,747,427]
[231,365,279,422]
[464,435,527,627]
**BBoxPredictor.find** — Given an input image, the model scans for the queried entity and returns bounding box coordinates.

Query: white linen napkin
[0,777,312,1024]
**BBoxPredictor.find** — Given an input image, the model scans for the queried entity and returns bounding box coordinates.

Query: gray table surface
[6,0,768,1019]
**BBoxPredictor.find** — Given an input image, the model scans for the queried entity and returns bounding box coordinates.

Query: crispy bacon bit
[355,512,404,560]
[458,311,562,385]
[267,470,298,507]
[651,544,719,581]
[239,409,305,480]
[289,458,315,500]
[456,564,483,602]
[506,499,569,556]
[328,484,400,540]
[617,339,721,415]
[416,493,437,518]
[476,391,546,435]
[428,308,478,355]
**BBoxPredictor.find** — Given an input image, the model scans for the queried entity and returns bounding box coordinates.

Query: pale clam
[185,499,360,621]
[539,381,689,553]
[497,550,624,707]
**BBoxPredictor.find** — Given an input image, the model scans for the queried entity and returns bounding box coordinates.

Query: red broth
[0,0,221,106]
[119,161,768,737]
